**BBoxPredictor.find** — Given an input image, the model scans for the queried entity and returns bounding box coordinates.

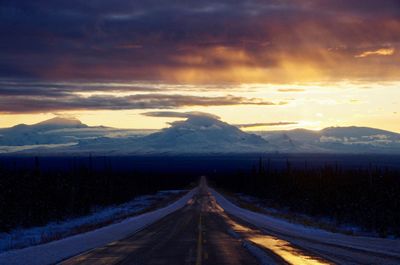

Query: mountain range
[1,115,400,154]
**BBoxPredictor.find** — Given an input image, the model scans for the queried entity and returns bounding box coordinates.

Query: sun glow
[0,81,399,132]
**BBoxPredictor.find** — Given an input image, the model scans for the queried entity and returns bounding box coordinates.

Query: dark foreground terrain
[60,178,400,265]
[1,178,400,264]
[1,154,400,236]
[60,179,325,265]
[60,184,261,265]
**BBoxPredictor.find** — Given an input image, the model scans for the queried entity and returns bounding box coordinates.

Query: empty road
[60,178,400,265]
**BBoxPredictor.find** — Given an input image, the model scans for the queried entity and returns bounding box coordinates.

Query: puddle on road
[201,179,332,265]
[225,215,332,265]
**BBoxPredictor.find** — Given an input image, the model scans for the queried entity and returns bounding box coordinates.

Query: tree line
[210,157,400,237]
[0,156,197,232]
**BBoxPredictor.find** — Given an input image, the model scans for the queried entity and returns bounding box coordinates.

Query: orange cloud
[278,89,306,92]
[3,1,400,84]
[355,48,395,58]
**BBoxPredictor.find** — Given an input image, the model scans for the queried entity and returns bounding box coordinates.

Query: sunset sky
[1,0,399,131]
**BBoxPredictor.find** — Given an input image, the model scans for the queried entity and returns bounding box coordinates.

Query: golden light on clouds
[1,81,399,133]
[154,43,400,84]
[355,47,395,58]
[1,1,400,133]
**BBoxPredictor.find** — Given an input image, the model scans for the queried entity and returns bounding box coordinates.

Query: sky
[1,0,399,131]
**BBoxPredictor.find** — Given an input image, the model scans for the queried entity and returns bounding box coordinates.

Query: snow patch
[0,189,196,265]
[211,188,400,258]
[0,190,185,252]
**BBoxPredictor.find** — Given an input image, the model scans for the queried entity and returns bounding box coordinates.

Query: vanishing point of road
[60,177,400,265]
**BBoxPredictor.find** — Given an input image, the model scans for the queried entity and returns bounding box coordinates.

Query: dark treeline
[2,155,400,236]
[210,157,400,237]
[0,156,197,232]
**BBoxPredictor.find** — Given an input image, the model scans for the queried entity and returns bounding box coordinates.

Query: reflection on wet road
[225,217,332,265]
[61,178,332,265]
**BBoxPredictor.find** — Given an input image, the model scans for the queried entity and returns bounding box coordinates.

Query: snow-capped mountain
[33,117,87,130]
[0,117,151,148]
[74,115,272,154]
[0,117,87,146]
[1,115,400,154]
[256,126,400,153]
[139,115,270,153]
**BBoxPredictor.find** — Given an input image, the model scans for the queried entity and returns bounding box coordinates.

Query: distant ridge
[137,115,271,153]
[1,115,400,154]
[35,117,87,128]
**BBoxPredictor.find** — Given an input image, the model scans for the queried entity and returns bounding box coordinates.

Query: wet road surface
[60,184,262,265]
[61,178,399,265]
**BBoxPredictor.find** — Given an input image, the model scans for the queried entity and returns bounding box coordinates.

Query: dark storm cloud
[0,79,246,96]
[1,0,399,90]
[0,93,283,113]
[0,79,163,96]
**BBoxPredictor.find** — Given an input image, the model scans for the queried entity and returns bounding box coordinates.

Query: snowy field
[0,190,185,253]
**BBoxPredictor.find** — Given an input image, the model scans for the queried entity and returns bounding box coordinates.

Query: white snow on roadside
[0,190,186,252]
[210,188,400,258]
[236,193,376,237]
[0,188,196,265]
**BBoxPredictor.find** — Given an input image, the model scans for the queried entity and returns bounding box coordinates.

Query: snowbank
[210,188,400,257]
[0,188,196,265]
[0,190,186,252]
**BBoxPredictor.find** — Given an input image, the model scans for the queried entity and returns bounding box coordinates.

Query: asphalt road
[60,178,400,265]
[60,183,264,265]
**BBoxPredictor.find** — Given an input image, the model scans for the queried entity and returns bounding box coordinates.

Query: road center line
[196,213,203,265]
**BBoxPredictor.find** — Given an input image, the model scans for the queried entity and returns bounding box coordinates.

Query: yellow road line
[196,214,203,265]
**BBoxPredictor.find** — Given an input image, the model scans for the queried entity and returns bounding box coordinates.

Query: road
[61,178,400,265]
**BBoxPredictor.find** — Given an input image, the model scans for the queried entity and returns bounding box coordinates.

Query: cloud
[0,79,250,97]
[0,94,283,113]
[142,112,298,129]
[235,122,298,128]
[141,111,220,119]
[355,48,395,58]
[1,0,400,84]
[0,79,164,96]
[277,89,305,92]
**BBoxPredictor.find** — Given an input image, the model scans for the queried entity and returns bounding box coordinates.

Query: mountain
[1,115,400,154]
[256,126,400,153]
[0,117,149,149]
[74,115,272,154]
[0,117,87,146]
[139,115,270,153]
[33,117,87,130]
